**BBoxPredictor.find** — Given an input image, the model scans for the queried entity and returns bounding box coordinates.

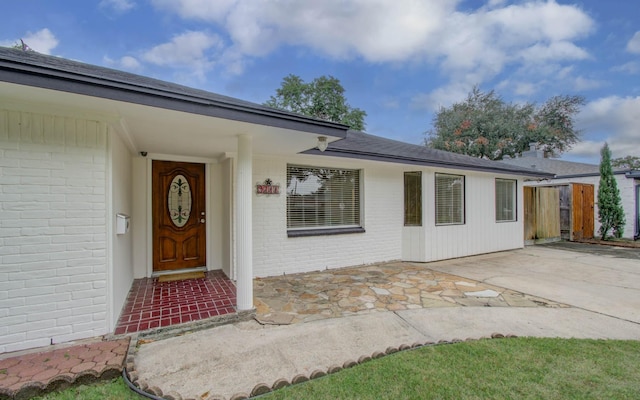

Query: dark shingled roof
[499,156,628,178]
[0,47,348,138]
[304,131,554,177]
[1,47,552,178]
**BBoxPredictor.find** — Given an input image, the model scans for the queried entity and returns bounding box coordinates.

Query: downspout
[635,183,639,240]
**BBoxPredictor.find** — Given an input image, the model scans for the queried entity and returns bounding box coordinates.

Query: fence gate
[523,186,560,242]
[571,183,594,240]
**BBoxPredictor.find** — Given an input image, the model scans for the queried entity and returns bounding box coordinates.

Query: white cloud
[626,31,640,54]
[517,41,590,64]
[142,31,224,79]
[514,82,537,96]
[570,96,640,161]
[104,55,142,70]
[100,0,136,13]
[410,82,472,111]
[150,0,594,85]
[573,76,604,91]
[611,62,640,74]
[120,55,141,69]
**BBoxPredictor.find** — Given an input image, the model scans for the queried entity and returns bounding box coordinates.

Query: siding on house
[0,109,109,353]
[251,155,525,277]
[422,171,524,261]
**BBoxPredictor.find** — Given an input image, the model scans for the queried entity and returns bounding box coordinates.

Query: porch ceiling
[1,81,340,159]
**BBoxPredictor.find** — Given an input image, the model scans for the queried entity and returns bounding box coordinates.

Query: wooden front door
[153,161,206,272]
[571,183,594,240]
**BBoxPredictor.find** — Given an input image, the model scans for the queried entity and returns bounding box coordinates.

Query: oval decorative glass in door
[168,174,192,227]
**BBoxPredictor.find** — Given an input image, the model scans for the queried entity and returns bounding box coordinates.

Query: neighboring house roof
[0,47,348,138]
[304,130,554,178]
[626,170,640,179]
[500,156,629,179]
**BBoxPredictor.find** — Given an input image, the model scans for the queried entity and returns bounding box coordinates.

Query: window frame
[404,171,422,226]
[286,164,363,237]
[495,178,517,222]
[434,173,465,226]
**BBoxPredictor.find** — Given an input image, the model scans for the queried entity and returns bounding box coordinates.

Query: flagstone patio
[254,261,568,324]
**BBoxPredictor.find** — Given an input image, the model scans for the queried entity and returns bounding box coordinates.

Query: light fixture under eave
[317,136,328,152]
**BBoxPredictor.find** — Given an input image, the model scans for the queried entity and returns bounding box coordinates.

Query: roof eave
[554,170,630,179]
[304,148,555,178]
[0,57,348,138]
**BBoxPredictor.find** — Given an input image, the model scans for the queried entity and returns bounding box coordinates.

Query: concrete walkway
[131,245,640,400]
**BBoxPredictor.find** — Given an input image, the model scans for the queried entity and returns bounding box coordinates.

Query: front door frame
[144,155,214,277]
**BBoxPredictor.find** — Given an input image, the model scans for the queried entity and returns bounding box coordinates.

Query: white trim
[147,153,218,164]
[205,162,212,271]
[116,117,138,155]
[235,135,253,310]
[0,97,121,125]
[105,125,114,331]
[145,158,153,277]
[152,266,207,277]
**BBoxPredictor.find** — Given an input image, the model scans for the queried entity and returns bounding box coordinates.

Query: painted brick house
[0,47,551,353]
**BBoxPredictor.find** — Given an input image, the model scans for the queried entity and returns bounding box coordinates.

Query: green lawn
[35,338,640,400]
[265,338,640,400]
[32,378,144,400]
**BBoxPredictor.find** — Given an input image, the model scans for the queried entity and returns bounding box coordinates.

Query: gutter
[0,50,349,138]
[305,147,555,178]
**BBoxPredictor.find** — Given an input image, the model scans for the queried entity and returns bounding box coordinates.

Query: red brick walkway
[0,338,129,399]
[115,270,237,335]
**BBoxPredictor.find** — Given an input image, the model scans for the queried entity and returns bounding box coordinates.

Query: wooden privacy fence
[524,186,560,242]
[524,183,595,242]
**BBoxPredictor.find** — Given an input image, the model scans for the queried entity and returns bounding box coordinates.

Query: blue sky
[2,0,639,164]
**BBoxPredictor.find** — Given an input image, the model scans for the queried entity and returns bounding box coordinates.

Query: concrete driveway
[426,243,640,324]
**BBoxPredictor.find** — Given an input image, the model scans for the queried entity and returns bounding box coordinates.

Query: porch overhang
[0,48,348,158]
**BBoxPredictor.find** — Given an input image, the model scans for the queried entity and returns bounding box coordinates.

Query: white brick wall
[251,156,526,276]
[252,155,404,277]
[0,109,108,353]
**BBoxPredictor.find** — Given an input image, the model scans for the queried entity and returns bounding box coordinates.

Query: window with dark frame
[286,165,361,230]
[495,178,517,222]
[435,173,465,225]
[404,171,422,226]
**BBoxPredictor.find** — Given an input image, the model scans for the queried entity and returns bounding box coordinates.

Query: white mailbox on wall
[116,213,130,235]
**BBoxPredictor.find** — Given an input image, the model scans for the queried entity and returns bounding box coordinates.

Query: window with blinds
[435,173,464,225]
[495,178,516,222]
[286,165,361,229]
[404,172,422,226]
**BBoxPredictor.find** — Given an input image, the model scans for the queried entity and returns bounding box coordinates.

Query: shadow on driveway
[540,241,640,260]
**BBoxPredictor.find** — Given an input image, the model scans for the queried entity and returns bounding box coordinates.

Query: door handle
[200,219,206,223]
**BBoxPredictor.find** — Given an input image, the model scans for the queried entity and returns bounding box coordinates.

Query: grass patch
[265,338,640,400]
[32,377,144,400]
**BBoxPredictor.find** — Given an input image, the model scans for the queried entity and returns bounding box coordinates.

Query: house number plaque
[256,178,280,195]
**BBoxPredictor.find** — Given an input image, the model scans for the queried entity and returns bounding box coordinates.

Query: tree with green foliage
[425,86,585,160]
[612,155,640,170]
[597,143,625,239]
[265,74,367,131]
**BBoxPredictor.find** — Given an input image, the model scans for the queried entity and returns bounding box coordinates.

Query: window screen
[286,165,360,229]
[495,179,516,222]
[404,172,422,226]
[435,173,464,225]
